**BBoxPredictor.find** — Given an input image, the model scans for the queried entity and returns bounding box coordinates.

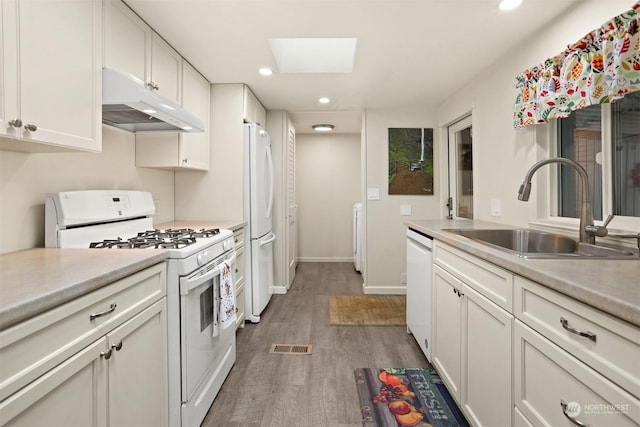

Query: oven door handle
[179,252,237,296]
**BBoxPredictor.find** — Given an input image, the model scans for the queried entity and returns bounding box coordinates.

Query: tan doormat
[329,295,406,326]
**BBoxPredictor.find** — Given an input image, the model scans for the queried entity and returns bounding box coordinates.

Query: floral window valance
[513,2,640,129]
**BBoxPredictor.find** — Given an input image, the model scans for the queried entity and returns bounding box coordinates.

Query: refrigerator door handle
[265,144,275,219]
[260,232,276,247]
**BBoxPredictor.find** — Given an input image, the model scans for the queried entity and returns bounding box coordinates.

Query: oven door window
[199,284,216,332]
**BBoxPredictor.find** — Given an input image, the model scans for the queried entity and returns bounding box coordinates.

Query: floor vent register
[269,344,313,355]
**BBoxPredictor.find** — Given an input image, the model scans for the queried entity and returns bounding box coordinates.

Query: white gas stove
[45,190,237,427]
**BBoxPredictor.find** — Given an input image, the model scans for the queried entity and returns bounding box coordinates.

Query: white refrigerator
[244,123,276,323]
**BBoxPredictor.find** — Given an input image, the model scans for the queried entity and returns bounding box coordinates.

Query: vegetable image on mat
[354,368,469,427]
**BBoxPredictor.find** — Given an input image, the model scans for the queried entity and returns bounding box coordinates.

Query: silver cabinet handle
[560,400,588,426]
[24,123,37,132]
[111,341,123,351]
[146,81,159,91]
[560,317,596,342]
[8,119,22,128]
[100,348,113,360]
[89,303,117,321]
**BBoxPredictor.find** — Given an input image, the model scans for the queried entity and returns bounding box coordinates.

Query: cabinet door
[514,320,640,427]
[151,34,181,104]
[106,299,168,427]
[0,338,107,427]
[432,264,464,401]
[178,62,210,170]
[0,0,19,139]
[8,0,102,151]
[104,0,150,83]
[463,283,513,427]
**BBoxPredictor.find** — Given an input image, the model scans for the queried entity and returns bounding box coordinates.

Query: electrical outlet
[367,188,380,200]
[400,273,407,284]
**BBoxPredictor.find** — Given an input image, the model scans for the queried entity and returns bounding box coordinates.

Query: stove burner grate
[88,228,221,249]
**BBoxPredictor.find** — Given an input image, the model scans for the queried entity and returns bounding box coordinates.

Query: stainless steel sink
[443,228,638,259]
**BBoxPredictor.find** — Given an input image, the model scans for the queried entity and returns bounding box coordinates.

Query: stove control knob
[197,251,211,266]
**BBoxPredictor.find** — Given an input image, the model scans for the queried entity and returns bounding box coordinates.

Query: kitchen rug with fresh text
[354,368,469,427]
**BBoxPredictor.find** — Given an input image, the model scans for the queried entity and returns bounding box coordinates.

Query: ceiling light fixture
[318,97,330,104]
[312,124,334,132]
[499,0,522,11]
[259,67,273,76]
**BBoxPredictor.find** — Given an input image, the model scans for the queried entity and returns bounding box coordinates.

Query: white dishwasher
[406,228,433,362]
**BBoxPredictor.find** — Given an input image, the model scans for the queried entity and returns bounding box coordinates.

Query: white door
[248,124,274,238]
[447,115,474,219]
[286,125,297,287]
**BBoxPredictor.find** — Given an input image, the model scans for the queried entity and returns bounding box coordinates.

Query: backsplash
[0,125,175,254]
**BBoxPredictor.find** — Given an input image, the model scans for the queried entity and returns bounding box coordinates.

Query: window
[557,91,640,222]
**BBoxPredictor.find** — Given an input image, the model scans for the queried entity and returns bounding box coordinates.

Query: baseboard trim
[270,286,287,295]
[362,285,407,295]
[297,257,353,263]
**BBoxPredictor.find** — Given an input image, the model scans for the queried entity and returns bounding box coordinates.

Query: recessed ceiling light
[312,124,334,132]
[319,97,330,104]
[259,67,273,76]
[499,0,522,11]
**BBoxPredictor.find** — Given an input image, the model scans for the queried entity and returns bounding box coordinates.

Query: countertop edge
[405,220,640,328]
[0,250,168,331]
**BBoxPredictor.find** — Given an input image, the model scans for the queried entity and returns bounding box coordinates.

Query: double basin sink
[443,228,638,259]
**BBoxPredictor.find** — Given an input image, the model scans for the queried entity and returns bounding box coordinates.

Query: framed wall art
[388,128,434,195]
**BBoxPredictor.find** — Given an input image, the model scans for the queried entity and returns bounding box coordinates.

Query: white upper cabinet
[0,0,102,153]
[243,87,266,126]
[136,62,210,171]
[104,0,181,103]
[150,34,182,104]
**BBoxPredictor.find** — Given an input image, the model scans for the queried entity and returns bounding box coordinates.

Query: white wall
[0,125,175,253]
[363,107,440,292]
[361,0,634,293]
[296,133,361,261]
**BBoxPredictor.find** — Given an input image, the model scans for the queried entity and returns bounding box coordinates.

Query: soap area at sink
[443,228,638,259]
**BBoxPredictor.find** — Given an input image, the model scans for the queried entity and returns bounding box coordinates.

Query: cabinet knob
[146,81,159,91]
[182,158,188,164]
[100,348,113,360]
[8,119,22,128]
[112,341,123,351]
[24,123,37,132]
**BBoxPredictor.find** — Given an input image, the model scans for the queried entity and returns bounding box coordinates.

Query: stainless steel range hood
[102,68,204,133]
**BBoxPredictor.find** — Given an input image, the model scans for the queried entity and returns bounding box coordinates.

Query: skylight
[269,38,357,73]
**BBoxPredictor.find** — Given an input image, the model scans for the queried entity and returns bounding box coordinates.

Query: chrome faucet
[517,157,608,245]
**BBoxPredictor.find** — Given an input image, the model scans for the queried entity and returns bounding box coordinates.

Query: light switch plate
[491,199,501,217]
[400,204,412,216]
[367,188,380,200]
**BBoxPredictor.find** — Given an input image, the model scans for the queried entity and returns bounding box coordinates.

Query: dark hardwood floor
[202,262,429,427]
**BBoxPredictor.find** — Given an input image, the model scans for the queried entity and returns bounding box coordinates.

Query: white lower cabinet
[233,227,246,330]
[432,263,513,427]
[514,320,640,426]
[0,263,168,427]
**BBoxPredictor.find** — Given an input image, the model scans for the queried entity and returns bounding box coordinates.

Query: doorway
[447,116,473,219]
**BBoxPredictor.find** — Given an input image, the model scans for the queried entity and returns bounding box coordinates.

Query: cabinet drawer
[514,276,640,398]
[0,263,166,400]
[433,241,513,311]
[233,228,245,248]
[234,245,245,286]
[514,321,640,426]
[235,284,245,329]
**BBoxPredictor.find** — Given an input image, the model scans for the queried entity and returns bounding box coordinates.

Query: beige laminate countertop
[0,248,168,331]
[406,219,640,327]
